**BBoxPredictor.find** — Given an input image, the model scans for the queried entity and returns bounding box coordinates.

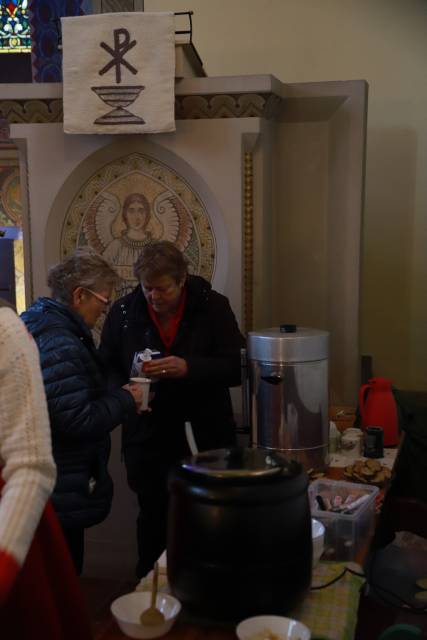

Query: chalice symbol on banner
[91,28,145,125]
[91,85,145,125]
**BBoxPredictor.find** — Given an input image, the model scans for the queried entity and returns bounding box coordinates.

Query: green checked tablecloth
[292,562,365,640]
[136,560,364,640]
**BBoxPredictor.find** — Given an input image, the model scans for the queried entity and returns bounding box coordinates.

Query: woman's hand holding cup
[124,379,151,413]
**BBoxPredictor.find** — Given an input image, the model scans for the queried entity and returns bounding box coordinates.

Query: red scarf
[148,287,187,351]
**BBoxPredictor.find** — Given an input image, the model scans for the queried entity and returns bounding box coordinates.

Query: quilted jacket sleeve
[37,330,135,442]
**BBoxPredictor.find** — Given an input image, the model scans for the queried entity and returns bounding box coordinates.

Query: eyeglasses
[83,288,111,307]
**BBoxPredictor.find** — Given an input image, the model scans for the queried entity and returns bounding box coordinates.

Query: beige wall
[147,0,427,391]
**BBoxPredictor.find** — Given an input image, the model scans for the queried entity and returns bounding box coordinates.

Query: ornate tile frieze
[175,92,283,120]
[0,92,283,123]
[0,99,63,123]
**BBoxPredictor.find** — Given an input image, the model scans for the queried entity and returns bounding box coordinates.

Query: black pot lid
[180,447,300,480]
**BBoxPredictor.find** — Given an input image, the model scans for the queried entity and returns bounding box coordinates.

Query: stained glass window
[0,0,31,53]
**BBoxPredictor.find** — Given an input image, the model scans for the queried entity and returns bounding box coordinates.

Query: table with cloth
[99,560,364,640]
[98,460,374,640]
[297,562,365,640]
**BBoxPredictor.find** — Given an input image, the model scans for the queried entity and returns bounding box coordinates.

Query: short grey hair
[134,241,188,284]
[47,247,120,305]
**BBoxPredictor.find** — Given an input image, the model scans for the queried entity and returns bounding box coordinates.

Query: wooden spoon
[140,562,165,626]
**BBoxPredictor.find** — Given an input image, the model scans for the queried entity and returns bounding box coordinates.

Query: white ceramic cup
[130,377,151,411]
[341,428,363,456]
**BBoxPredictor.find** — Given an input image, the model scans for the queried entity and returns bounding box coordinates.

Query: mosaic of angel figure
[83,190,193,298]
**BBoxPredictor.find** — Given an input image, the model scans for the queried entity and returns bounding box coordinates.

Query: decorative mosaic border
[243,150,254,334]
[0,99,63,123]
[175,92,283,120]
[0,92,283,124]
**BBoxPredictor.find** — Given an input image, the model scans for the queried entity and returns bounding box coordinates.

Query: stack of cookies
[343,458,392,487]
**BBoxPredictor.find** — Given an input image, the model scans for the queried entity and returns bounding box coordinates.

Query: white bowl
[236,615,311,640]
[311,517,325,567]
[111,591,181,639]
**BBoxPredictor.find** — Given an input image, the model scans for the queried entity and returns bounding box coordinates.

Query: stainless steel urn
[247,324,329,471]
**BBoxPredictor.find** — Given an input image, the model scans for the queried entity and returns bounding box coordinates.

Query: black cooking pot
[167,447,312,621]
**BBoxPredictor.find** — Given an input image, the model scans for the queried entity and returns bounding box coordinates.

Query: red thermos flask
[358,377,399,447]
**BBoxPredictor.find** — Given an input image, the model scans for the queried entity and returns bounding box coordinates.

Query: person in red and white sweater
[0,303,92,640]
[0,304,56,600]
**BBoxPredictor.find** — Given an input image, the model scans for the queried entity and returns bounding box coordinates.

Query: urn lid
[247,325,329,363]
[180,447,301,481]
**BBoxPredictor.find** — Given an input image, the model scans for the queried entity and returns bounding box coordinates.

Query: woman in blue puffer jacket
[21,248,144,575]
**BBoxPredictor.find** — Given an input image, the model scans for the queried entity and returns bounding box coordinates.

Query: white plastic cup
[311,517,325,566]
[130,377,151,411]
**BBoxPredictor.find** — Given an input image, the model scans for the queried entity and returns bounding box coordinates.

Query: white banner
[62,12,175,134]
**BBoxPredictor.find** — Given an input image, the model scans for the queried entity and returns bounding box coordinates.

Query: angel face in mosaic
[100,192,153,297]
[83,185,193,300]
[103,191,149,255]
[123,193,150,238]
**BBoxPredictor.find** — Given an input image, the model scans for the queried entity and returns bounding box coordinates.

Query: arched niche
[45,138,229,299]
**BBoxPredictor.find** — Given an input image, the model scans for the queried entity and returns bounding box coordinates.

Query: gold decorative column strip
[243,151,254,334]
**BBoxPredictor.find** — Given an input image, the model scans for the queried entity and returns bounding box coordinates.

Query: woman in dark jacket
[99,240,246,579]
[21,248,144,574]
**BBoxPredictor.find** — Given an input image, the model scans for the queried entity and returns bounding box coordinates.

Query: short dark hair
[133,241,188,284]
[47,247,119,304]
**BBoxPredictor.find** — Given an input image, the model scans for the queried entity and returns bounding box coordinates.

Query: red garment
[0,496,93,640]
[148,287,187,351]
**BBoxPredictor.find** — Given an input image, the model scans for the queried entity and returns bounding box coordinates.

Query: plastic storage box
[309,478,379,561]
